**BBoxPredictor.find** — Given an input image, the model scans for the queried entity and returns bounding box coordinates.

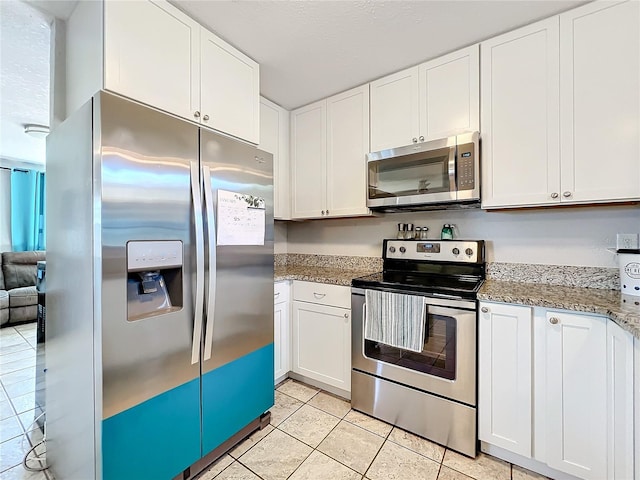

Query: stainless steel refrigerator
[46,91,274,480]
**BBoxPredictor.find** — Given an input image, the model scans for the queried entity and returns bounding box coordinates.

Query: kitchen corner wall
[278,205,640,268]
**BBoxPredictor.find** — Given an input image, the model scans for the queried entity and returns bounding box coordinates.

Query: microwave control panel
[457,142,475,191]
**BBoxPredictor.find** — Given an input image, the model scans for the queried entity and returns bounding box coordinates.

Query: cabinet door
[481,18,560,208]
[606,321,634,479]
[274,300,290,383]
[369,67,420,152]
[292,301,351,392]
[104,0,200,121]
[478,302,532,457]
[559,1,640,203]
[200,28,260,144]
[260,97,290,220]
[291,101,327,218]
[418,45,479,141]
[545,311,607,479]
[326,85,370,218]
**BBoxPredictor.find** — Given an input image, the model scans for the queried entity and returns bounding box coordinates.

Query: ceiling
[172,0,586,110]
[1,0,587,166]
[0,0,51,166]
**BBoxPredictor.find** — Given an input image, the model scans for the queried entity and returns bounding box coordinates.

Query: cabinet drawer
[293,281,350,309]
[274,281,290,304]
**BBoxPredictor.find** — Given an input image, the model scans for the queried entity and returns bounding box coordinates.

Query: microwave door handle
[448,146,457,194]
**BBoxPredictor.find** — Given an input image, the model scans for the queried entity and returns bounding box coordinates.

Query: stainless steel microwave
[366,132,479,211]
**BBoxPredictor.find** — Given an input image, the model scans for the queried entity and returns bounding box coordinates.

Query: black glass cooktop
[352,271,484,300]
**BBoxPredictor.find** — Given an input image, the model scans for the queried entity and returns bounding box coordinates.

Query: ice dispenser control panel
[127,240,182,272]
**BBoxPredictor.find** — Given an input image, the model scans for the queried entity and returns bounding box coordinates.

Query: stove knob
[399,246,406,253]
[465,248,474,256]
[389,246,396,253]
[452,248,460,255]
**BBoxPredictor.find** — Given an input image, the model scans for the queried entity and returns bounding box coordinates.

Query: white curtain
[0,167,11,252]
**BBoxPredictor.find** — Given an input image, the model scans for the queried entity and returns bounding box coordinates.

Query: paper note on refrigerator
[217,190,266,246]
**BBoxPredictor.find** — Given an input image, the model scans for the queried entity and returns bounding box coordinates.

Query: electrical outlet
[617,233,640,251]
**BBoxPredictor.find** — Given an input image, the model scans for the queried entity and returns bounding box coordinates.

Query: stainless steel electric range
[351,239,485,457]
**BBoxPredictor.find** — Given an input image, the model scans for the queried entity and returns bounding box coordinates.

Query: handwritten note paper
[217,190,265,246]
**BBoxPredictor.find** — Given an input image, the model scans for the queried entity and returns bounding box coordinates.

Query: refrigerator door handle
[190,161,205,365]
[202,165,217,361]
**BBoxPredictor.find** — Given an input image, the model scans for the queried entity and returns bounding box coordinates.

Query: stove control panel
[384,240,484,263]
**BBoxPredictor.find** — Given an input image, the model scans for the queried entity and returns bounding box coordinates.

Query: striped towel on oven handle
[364,289,426,353]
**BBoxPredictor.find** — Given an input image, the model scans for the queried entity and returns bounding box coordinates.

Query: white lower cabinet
[478,301,634,480]
[274,281,290,383]
[478,303,533,457]
[291,281,351,393]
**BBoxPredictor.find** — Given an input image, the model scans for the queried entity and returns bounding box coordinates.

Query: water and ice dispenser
[126,240,183,321]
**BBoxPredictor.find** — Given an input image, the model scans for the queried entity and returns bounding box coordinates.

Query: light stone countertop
[274,265,375,287]
[479,279,640,339]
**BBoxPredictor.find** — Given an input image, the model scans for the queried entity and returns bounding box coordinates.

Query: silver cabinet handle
[194,111,201,118]
[481,306,489,313]
[551,192,559,199]
[203,114,210,121]
[563,191,572,198]
[344,313,349,319]
[274,292,280,298]
[202,165,217,362]
[419,136,425,141]
[412,138,418,143]
[549,317,559,325]
[313,292,326,299]
[190,162,205,365]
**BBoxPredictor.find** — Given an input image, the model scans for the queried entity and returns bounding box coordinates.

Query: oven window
[364,312,456,380]
[368,148,452,199]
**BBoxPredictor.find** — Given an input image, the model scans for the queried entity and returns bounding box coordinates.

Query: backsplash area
[281,204,640,268]
[487,263,618,290]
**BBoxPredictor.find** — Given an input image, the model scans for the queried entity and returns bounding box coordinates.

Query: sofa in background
[0,251,45,327]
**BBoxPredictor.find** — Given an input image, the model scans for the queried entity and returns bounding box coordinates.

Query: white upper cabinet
[559,0,640,203]
[482,0,640,208]
[104,0,200,121]
[370,45,479,152]
[291,100,326,218]
[326,85,370,217]
[418,46,479,140]
[260,97,290,220]
[200,29,260,144]
[480,18,560,208]
[370,67,420,152]
[290,85,370,219]
[67,0,260,144]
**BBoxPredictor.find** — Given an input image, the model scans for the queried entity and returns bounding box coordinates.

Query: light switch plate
[617,233,640,250]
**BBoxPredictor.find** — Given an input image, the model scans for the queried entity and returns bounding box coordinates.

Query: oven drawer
[293,281,350,308]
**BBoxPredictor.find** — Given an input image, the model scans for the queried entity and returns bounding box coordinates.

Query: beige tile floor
[0,323,50,480]
[1,325,548,480]
[197,379,550,480]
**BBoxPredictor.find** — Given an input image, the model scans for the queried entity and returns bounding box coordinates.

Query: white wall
[274,221,288,254]
[286,205,640,267]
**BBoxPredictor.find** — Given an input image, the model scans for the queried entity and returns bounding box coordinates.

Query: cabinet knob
[549,317,559,325]
[551,192,559,199]
[419,136,425,142]
[344,313,349,318]
[203,114,210,121]
[563,191,572,198]
[194,111,201,118]
[481,307,489,313]
[321,210,325,215]
[326,210,329,215]
[412,138,418,143]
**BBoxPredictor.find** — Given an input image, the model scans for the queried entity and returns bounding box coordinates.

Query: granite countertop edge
[479,279,640,339]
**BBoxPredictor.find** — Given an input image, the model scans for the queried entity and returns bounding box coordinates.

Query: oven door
[351,288,476,406]
[367,137,457,208]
